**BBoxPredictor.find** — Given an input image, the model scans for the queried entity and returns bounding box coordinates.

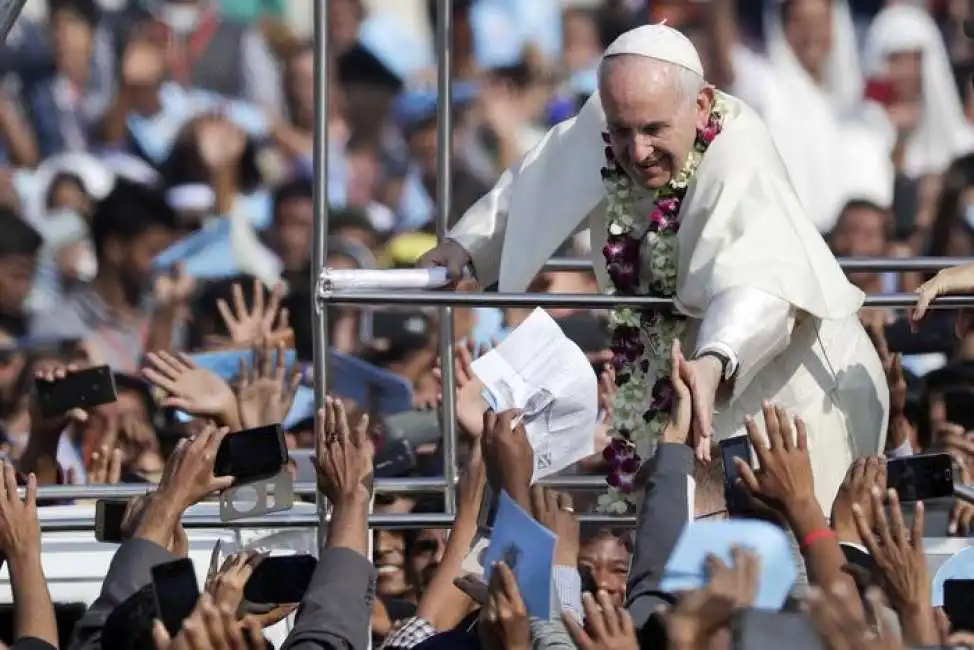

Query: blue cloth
[128,83,271,164]
[395,164,435,231]
[484,491,557,619]
[660,520,797,610]
[357,13,434,81]
[470,0,525,69]
[153,219,244,279]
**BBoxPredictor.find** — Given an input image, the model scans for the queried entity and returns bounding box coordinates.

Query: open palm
[143,351,237,419]
[235,342,301,429]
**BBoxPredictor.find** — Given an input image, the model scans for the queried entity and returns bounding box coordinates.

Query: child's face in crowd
[579,533,630,608]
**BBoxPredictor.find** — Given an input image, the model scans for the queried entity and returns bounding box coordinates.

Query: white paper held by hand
[472,308,598,481]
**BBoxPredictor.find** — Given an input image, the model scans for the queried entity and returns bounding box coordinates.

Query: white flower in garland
[597,99,726,512]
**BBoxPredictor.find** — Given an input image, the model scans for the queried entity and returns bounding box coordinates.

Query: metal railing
[542,256,973,273]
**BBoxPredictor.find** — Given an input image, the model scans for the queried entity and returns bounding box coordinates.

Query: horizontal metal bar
[321,291,974,310]
[38,511,636,533]
[28,476,612,501]
[543,257,972,273]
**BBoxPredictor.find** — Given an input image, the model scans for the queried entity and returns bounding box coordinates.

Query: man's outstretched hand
[418,239,472,286]
[685,355,723,462]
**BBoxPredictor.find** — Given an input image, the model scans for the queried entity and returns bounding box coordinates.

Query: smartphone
[242,555,317,604]
[94,500,128,543]
[373,439,417,478]
[556,313,610,353]
[720,436,753,517]
[34,365,117,418]
[152,558,200,637]
[214,424,287,483]
[887,453,954,502]
[731,609,824,650]
[944,579,974,632]
[943,389,974,432]
[578,564,597,594]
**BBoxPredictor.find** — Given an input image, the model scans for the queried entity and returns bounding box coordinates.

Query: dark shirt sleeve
[11,638,58,650]
[625,443,695,632]
[281,548,377,650]
[68,538,176,650]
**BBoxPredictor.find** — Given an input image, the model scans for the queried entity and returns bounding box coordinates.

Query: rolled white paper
[319,267,450,293]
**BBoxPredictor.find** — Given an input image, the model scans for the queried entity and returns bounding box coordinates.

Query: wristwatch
[696,349,734,382]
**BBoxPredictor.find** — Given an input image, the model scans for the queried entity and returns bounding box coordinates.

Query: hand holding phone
[720,436,753,517]
[34,365,117,418]
[242,555,317,604]
[152,558,200,637]
[214,424,287,483]
[887,453,954,502]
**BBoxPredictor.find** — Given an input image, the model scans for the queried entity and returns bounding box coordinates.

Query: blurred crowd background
[0,0,971,646]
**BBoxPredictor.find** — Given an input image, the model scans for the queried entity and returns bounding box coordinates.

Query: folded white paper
[472,308,598,482]
[318,268,450,294]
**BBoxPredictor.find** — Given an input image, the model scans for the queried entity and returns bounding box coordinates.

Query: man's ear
[695,86,716,131]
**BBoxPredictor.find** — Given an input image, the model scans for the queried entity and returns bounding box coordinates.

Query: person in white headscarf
[419,24,888,511]
[714,0,885,232]
[862,4,974,179]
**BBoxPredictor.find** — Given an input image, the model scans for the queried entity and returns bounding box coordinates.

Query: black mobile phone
[720,436,753,517]
[214,424,287,483]
[152,558,200,637]
[373,439,417,478]
[34,365,117,418]
[731,609,824,650]
[887,452,954,502]
[94,500,128,543]
[242,555,317,604]
[944,389,974,432]
[944,579,974,632]
[477,485,499,532]
[578,564,598,595]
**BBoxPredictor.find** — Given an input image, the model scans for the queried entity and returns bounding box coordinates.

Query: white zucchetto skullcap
[601,23,704,78]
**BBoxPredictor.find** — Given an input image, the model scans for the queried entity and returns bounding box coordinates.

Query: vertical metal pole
[436,0,458,514]
[311,0,330,549]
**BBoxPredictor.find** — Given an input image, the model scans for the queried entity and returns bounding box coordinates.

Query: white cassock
[447,25,889,510]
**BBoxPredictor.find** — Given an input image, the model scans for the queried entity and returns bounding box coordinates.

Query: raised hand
[157,422,234,511]
[736,403,816,515]
[143,351,240,429]
[432,341,487,438]
[661,339,693,445]
[206,551,267,614]
[664,548,760,650]
[684,353,723,462]
[153,593,267,650]
[235,341,301,429]
[806,584,904,650]
[314,396,373,503]
[0,463,39,560]
[478,562,530,650]
[213,279,289,348]
[196,117,248,173]
[154,263,196,309]
[531,486,579,567]
[830,456,887,544]
[481,409,534,507]
[564,591,639,650]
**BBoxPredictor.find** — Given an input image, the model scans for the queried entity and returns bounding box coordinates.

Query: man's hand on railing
[234,340,301,430]
[417,239,473,287]
[153,593,267,650]
[143,351,242,431]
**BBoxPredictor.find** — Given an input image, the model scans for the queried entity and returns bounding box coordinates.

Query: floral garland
[597,100,725,514]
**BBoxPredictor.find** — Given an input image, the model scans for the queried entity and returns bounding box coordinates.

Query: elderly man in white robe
[420,24,888,512]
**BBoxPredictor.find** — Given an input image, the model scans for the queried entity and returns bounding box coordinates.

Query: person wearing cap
[420,24,888,512]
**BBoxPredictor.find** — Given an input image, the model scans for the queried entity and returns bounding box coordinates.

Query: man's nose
[630,136,655,164]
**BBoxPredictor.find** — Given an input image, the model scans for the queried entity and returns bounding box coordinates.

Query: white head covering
[601,23,705,77]
[863,4,974,178]
[763,0,863,113]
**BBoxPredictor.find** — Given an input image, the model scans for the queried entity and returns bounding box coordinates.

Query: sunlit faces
[600,56,711,190]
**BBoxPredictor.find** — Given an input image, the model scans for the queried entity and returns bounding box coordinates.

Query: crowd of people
[0,0,971,649]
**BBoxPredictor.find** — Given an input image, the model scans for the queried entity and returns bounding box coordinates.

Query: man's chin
[632,170,671,190]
